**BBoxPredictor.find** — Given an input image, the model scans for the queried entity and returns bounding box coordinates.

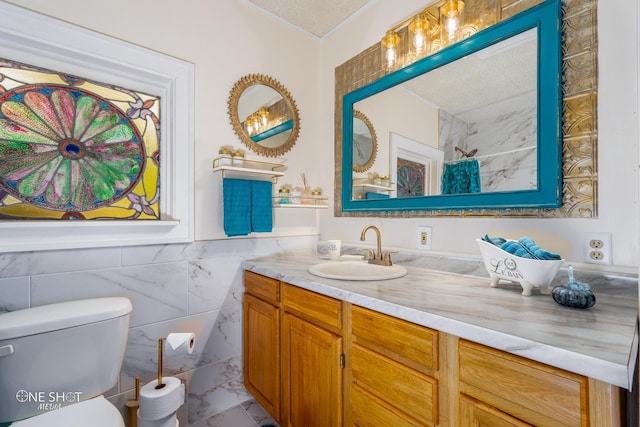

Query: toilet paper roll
[138,377,185,420]
[165,332,195,354]
[137,412,179,427]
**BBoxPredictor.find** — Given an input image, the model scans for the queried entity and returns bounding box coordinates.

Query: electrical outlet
[584,232,611,264]
[417,226,432,250]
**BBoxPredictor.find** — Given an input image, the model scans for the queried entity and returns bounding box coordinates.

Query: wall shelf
[212,157,286,182]
[273,195,328,209]
[352,177,394,192]
[273,203,328,209]
[353,183,394,191]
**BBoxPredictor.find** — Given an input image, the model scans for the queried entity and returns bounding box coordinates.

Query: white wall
[319,0,640,271]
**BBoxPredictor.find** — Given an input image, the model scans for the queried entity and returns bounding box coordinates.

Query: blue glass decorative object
[552,266,596,309]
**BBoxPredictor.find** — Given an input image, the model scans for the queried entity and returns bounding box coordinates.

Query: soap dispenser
[551,265,596,309]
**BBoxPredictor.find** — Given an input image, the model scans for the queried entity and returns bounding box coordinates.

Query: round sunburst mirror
[352,110,377,173]
[227,74,300,157]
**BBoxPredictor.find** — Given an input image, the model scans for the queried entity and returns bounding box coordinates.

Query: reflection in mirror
[341,0,562,212]
[353,28,537,200]
[352,110,377,173]
[227,74,300,157]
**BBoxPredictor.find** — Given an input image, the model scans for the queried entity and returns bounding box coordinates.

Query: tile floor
[191,399,279,427]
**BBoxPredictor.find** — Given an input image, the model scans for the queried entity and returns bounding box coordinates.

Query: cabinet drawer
[282,283,342,330]
[244,271,280,304]
[459,340,588,427]
[351,383,419,427]
[352,305,438,370]
[352,343,437,425]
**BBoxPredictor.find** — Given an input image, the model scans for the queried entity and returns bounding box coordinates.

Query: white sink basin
[308,261,407,281]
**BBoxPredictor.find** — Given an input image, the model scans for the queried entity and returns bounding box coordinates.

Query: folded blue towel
[251,180,272,232]
[518,237,561,260]
[482,234,506,247]
[223,178,251,237]
[500,240,533,258]
[365,192,389,199]
[488,235,561,260]
[223,178,273,237]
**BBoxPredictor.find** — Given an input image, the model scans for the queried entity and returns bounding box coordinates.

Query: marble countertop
[242,250,639,390]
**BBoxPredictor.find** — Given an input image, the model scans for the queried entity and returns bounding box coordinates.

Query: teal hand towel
[482,234,506,247]
[498,236,562,260]
[365,192,390,199]
[441,159,481,194]
[223,178,251,237]
[518,237,562,260]
[251,180,273,232]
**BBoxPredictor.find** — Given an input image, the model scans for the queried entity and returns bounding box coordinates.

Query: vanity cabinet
[281,283,344,427]
[243,272,626,427]
[349,306,439,426]
[243,271,281,420]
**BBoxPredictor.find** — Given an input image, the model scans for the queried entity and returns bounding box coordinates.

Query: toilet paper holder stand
[155,333,195,389]
[156,338,168,390]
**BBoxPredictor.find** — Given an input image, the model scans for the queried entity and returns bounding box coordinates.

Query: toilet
[0,297,132,426]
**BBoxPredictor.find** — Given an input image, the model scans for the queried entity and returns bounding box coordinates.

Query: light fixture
[380,29,401,72]
[258,107,269,127]
[440,0,465,46]
[376,0,498,74]
[245,113,261,136]
[408,13,430,59]
[244,115,254,135]
[252,114,261,133]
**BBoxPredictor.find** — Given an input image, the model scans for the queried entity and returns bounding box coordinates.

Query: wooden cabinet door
[243,293,280,420]
[283,313,343,427]
[460,394,534,427]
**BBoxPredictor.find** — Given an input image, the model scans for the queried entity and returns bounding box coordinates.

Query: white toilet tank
[0,297,132,423]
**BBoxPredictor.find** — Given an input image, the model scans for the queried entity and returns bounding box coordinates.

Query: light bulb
[445,16,459,37]
[409,14,430,57]
[380,30,400,71]
[440,0,465,45]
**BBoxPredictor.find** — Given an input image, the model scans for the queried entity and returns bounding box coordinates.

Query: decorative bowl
[476,238,564,296]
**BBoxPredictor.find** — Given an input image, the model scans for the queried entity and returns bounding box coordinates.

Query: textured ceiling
[401,29,538,122]
[246,0,374,38]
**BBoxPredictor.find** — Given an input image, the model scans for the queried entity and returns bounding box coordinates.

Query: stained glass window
[0,59,160,220]
[397,158,425,197]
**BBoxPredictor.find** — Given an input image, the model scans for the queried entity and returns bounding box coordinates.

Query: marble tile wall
[440,103,537,192]
[0,235,318,426]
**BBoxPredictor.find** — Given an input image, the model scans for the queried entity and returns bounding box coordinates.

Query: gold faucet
[360,225,395,266]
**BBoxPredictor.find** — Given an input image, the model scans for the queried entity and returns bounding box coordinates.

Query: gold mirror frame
[228,74,301,157]
[334,0,598,218]
[352,110,378,173]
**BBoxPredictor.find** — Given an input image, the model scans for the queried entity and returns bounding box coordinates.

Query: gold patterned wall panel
[334,0,598,218]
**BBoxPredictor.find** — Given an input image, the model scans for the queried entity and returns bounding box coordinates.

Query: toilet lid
[11,395,124,427]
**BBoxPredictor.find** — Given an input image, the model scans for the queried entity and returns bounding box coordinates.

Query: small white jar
[232,151,245,167]
[218,148,232,166]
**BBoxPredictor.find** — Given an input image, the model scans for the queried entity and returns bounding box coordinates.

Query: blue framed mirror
[341,0,561,212]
